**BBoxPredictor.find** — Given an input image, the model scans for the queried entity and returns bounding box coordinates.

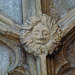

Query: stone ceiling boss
[20,14,62,56]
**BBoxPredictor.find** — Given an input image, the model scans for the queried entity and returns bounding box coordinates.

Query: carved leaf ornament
[20,14,62,56]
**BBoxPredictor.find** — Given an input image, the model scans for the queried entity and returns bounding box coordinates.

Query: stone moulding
[0,14,21,39]
[0,14,22,73]
[0,35,21,72]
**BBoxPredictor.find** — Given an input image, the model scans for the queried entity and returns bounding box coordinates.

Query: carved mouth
[36,39,47,44]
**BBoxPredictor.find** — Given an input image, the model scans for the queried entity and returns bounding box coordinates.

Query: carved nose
[39,33,43,39]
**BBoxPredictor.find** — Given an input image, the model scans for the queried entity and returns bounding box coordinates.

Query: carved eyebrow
[34,30,39,32]
[42,30,49,33]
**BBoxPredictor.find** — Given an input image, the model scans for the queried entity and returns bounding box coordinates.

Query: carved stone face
[31,23,50,44]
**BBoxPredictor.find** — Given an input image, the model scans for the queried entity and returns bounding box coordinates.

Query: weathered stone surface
[57,8,75,37]
[0,0,23,25]
[0,34,23,72]
[22,0,42,23]
[53,0,75,18]
[41,0,75,22]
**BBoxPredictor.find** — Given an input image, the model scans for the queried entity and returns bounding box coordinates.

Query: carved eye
[43,32,48,36]
[43,30,49,37]
[35,33,38,35]
[44,33,48,36]
[34,30,39,35]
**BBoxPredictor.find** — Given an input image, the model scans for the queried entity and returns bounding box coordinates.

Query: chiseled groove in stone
[0,34,22,72]
[0,14,21,39]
